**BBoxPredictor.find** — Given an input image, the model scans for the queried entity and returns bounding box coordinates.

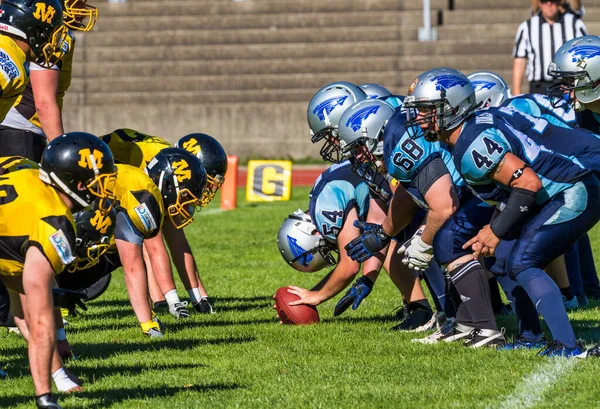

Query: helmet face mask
[37,24,69,68]
[63,0,98,32]
[167,187,201,229]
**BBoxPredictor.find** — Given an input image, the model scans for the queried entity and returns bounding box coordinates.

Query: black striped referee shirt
[513,11,587,82]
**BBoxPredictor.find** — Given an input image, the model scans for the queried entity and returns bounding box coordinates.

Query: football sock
[449,260,498,330]
[515,267,576,348]
[564,244,583,297]
[448,279,472,326]
[0,282,8,323]
[408,299,432,312]
[52,368,79,392]
[422,261,451,315]
[577,234,600,291]
[560,286,573,298]
[165,290,181,307]
[511,285,542,336]
[488,277,505,315]
[188,288,202,304]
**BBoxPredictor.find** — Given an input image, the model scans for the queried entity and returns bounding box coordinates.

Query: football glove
[345,221,391,263]
[397,230,433,271]
[52,288,87,317]
[334,276,374,316]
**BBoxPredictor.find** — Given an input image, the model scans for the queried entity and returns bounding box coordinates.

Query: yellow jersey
[114,164,164,239]
[0,169,76,276]
[2,30,76,134]
[0,156,38,175]
[101,129,170,170]
[0,36,29,123]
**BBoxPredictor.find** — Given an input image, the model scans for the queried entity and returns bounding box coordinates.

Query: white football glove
[397,231,433,271]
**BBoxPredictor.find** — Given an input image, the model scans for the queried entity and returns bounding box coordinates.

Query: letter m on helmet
[172,159,191,182]
[33,2,57,24]
[77,148,104,170]
[90,209,112,234]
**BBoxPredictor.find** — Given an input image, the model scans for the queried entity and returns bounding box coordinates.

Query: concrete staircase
[62,0,600,159]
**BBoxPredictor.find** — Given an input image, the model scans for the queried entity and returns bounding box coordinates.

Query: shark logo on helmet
[313,96,349,121]
[471,81,496,92]
[569,45,600,63]
[345,105,381,132]
[432,75,469,91]
[287,235,313,267]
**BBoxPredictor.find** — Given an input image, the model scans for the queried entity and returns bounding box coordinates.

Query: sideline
[492,358,578,409]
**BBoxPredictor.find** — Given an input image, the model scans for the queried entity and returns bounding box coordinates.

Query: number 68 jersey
[0,168,76,276]
[308,161,370,244]
[452,108,590,205]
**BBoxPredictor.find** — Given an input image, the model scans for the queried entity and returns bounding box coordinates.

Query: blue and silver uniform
[380,94,405,110]
[309,160,370,244]
[498,99,600,173]
[452,109,600,275]
[577,109,600,134]
[382,109,494,265]
[501,94,577,128]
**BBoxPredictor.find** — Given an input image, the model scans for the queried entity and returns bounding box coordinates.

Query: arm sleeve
[413,157,450,199]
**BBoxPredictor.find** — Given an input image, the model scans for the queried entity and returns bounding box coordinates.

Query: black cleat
[193,297,215,314]
[391,307,433,331]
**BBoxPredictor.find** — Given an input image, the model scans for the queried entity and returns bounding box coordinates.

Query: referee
[513,0,587,95]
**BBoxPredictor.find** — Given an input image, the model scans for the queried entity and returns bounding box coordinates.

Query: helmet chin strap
[40,169,91,209]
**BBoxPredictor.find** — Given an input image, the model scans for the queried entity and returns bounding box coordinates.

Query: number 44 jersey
[452,108,591,205]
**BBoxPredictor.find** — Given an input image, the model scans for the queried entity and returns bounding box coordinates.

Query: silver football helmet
[307,82,367,163]
[403,67,477,142]
[277,209,337,273]
[360,83,392,99]
[467,70,512,108]
[547,35,600,110]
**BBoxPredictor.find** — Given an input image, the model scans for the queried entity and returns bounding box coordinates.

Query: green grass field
[2,187,600,408]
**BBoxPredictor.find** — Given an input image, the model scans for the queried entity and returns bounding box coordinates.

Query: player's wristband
[489,187,537,239]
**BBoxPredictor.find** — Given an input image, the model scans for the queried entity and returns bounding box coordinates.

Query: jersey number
[321,209,343,237]
[471,137,504,169]
[0,179,17,205]
[392,140,424,171]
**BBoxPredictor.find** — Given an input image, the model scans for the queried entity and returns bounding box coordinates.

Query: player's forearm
[421,208,453,245]
[318,263,359,303]
[36,99,64,141]
[27,306,55,395]
[382,187,417,236]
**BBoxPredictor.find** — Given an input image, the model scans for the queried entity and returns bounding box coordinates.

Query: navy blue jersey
[501,94,577,129]
[380,94,405,110]
[309,160,370,244]
[383,108,465,209]
[453,109,590,205]
[577,109,600,134]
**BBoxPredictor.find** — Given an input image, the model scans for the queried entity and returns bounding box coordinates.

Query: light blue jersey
[309,161,370,244]
[501,94,577,129]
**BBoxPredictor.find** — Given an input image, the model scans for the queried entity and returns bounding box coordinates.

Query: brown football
[274,287,320,325]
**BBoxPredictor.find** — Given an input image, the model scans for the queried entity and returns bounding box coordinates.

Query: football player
[100,128,220,314]
[0,0,67,161]
[471,70,600,310]
[277,160,436,330]
[404,67,600,357]
[0,0,98,161]
[339,98,504,347]
[0,132,116,408]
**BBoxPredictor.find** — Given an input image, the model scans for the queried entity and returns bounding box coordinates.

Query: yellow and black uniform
[114,164,164,241]
[0,30,75,161]
[0,155,38,175]
[0,169,76,276]
[101,129,170,170]
[0,36,29,121]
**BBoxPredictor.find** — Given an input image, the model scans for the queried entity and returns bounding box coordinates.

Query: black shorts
[57,251,122,293]
[0,126,47,162]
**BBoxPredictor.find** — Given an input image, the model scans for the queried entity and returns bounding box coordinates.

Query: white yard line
[492,359,578,409]
[199,208,224,216]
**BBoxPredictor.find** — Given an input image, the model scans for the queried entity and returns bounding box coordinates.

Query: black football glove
[345,221,391,263]
[334,276,374,316]
[52,288,87,316]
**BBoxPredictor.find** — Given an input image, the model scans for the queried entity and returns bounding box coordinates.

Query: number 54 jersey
[309,161,370,244]
[452,108,591,205]
[0,168,76,276]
